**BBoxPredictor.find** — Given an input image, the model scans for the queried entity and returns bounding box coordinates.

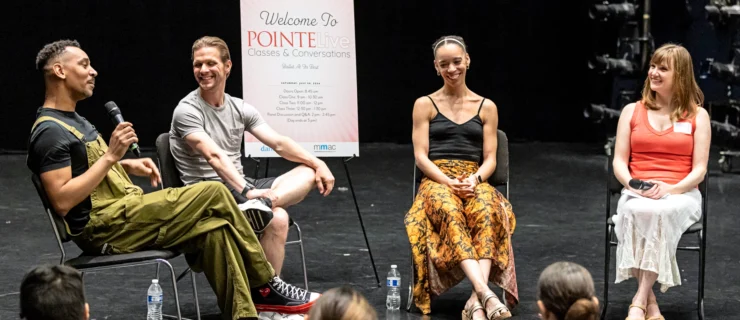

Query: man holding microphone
[27,40,318,320]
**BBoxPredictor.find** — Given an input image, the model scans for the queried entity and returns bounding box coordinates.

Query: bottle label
[387,278,400,287]
[148,295,163,303]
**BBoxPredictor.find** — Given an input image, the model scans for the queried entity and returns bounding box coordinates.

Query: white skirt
[612,188,702,292]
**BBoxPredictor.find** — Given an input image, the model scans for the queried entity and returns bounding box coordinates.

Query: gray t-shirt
[169,89,265,185]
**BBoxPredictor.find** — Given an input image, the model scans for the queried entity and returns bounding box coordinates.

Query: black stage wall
[0,0,728,151]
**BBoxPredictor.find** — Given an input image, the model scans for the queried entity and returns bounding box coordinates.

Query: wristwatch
[241,184,255,197]
[476,174,483,184]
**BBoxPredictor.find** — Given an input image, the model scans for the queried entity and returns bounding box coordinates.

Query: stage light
[712,117,740,137]
[589,22,647,76]
[699,57,740,84]
[583,104,622,123]
[588,55,640,75]
[589,2,636,21]
[706,1,740,26]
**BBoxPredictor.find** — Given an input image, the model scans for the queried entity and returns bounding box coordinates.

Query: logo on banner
[313,144,336,152]
[260,145,274,152]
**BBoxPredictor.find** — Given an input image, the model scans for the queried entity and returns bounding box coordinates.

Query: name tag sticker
[673,121,692,134]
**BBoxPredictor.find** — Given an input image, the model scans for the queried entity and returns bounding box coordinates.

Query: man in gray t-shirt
[170,89,264,185]
[169,36,336,277]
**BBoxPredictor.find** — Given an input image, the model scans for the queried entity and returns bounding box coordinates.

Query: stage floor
[1,142,738,320]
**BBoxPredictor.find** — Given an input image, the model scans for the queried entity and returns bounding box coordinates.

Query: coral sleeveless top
[629,102,696,185]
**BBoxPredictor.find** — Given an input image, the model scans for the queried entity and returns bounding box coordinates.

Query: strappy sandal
[646,303,665,320]
[461,302,485,320]
[479,291,511,320]
[626,304,646,320]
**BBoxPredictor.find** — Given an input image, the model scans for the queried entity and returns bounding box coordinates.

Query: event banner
[240,0,359,158]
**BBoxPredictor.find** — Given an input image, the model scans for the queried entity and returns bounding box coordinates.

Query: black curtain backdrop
[0,0,727,151]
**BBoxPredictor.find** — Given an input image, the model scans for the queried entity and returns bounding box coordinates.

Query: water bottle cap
[391,264,397,268]
[152,279,159,284]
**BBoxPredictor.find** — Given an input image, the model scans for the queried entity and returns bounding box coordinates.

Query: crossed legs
[462,259,501,319]
[425,184,510,319]
[628,268,661,319]
[260,165,316,274]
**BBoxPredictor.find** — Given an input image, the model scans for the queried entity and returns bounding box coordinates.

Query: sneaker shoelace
[273,277,307,300]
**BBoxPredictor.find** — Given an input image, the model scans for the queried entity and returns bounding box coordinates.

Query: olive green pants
[74,181,274,319]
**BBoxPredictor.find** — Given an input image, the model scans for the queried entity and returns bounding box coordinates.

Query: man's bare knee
[271,166,316,207]
[286,165,316,188]
[266,208,290,238]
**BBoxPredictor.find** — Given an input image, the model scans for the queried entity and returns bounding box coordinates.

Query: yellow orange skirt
[404,159,518,314]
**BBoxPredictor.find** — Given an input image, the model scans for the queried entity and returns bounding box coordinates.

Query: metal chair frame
[31,174,200,320]
[600,157,707,320]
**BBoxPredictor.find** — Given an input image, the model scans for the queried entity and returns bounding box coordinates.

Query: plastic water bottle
[147,279,163,320]
[386,265,401,310]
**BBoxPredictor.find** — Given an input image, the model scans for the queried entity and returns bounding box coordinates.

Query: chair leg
[159,259,183,320]
[293,223,309,290]
[191,270,201,320]
[176,267,191,283]
[601,225,612,320]
[698,231,705,320]
[406,253,414,312]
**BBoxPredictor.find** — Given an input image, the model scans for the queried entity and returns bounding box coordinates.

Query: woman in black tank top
[405,35,518,319]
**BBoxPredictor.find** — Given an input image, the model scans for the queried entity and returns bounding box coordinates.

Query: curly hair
[35,39,80,71]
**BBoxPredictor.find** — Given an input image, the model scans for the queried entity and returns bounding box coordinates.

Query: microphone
[103,101,140,157]
[628,178,654,190]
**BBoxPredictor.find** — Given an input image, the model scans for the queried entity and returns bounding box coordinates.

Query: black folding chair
[155,133,309,290]
[31,174,200,320]
[601,157,707,320]
[406,129,510,312]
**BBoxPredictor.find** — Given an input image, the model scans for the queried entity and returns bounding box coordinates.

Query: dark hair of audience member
[20,264,87,320]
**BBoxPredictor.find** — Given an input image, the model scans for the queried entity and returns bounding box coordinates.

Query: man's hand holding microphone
[104,101,161,187]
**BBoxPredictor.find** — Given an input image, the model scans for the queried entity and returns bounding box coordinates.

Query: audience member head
[537,262,599,320]
[641,43,703,121]
[20,264,89,320]
[306,286,376,320]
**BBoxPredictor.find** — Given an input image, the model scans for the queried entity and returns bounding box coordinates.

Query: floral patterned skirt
[404,159,518,314]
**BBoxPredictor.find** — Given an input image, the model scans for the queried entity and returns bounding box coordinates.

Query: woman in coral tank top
[612,44,711,320]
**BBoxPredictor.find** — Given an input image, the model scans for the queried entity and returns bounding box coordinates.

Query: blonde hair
[641,43,704,121]
[538,262,598,320]
[307,286,376,320]
[191,36,231,63]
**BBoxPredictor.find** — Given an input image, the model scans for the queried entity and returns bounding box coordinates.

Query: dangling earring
[467,64,470,70]
[437,70,440,76]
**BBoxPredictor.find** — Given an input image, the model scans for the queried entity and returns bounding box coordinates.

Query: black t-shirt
[27,107,100,234]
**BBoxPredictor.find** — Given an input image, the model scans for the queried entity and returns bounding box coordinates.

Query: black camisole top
[427,96,485,163]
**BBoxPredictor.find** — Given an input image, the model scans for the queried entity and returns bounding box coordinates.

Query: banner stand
[246,155,381,288]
